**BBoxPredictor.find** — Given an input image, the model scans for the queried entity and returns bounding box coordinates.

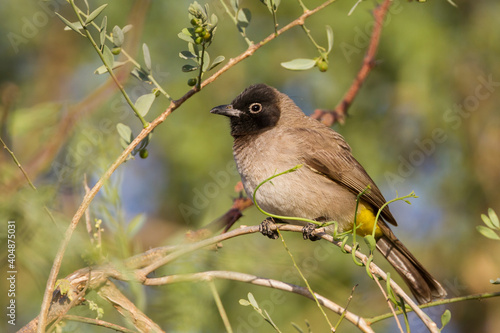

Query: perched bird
[210,83,446,304]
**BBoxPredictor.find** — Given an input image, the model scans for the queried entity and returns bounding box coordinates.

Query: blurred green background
[1,0,500,332]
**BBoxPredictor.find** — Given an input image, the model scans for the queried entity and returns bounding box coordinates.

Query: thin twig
[218,0,253,46]
[334,284,357,331]
[277,230,335,331]
[63,315,136,333]
[1,136,58,226]
[83,174,93,244]
[312,0,392,125]
[1,136,36,190]
[372,274,404,333]
[367,291,500,325]
[208,280,234,333]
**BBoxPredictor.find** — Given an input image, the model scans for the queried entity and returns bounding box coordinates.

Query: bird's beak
[210,104,242,118]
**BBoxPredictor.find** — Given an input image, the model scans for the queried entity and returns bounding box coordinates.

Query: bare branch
[63,315,136,333]
[97,280,164,333]
[372,272,405,333]
[312,0,392,126]
[146,270,373,333]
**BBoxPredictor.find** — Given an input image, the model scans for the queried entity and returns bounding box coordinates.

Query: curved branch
[62,315,136,333]
[145,270,374,333]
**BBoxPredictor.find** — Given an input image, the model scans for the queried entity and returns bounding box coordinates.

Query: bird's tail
[376,229,447,304]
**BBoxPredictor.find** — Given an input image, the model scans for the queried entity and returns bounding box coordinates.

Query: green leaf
[135,93,156,117]
[260,0,280,12]
[488,208,499,229]
[348,0,363,16]
[85,4,107,25]
[179,51,197,59]
[94,61,126,74]
[490,278,500,284]
[230,0,238,12]
[55,13,85,36]
[202,51,210,72]
[209,55,225,71]
[127,214,146,237]
[476,226,500,240]
[364,235,376,253]
[239,299,250,306]
[291,322,304,333]
[440,309,451,330]
[63,22,83,31]
[481,214,495,229]
[102,45,114,68]
[178,33,194,43]
[281,58,316,71]
[112,25,124,47]
[247,292,259,308]
[188,42,199,57]
[210,13,218,27]
[237,8,251,27]
[122,24,133,34]
[94,65,107,75]
[446,0,457,7]
[182,64,198,72]
[326,25,334,54]
[116,123,133,144]
[178,28,195,43]
[99,16,107,48]
[134,132,153,153]
[143,43,152,72]
[131,68,150,82]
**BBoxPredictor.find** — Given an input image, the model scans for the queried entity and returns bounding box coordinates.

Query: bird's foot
[302,223,321,241]
[259,217,280,239]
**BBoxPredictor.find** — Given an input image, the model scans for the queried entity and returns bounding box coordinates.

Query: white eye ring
[249,103,262,113]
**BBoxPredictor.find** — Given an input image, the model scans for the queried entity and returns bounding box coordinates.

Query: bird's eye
[249,103,262,113]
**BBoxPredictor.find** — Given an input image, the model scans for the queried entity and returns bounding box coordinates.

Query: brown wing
[293,126,397,226]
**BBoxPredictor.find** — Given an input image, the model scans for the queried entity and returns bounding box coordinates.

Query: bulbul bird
[210,83,446,304]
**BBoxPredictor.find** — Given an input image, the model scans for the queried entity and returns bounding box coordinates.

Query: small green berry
[194,26,204,34]
[187,78,197,86]
[190,18,198,26]
[139,149,149,159]
[203,31,211,40]
[317,59,328,72]
[194,36,203,44]
[111,47,121,55]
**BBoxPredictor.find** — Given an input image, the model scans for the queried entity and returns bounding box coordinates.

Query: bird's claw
[302,223,321,241]
[259,217,279,239]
